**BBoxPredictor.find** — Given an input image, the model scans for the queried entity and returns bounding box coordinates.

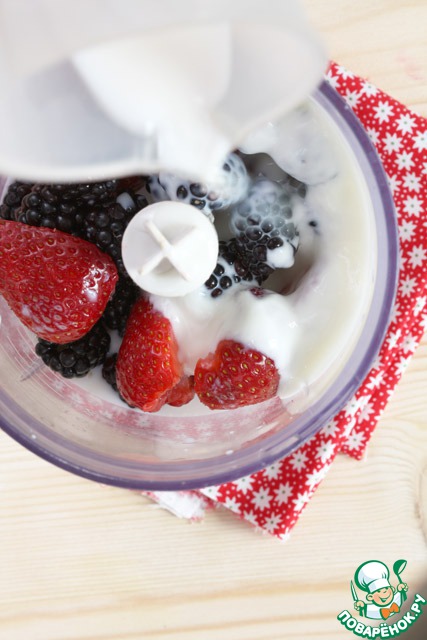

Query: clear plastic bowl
[0,82,398,490]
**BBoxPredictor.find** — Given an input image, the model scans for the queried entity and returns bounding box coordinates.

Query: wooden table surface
[1,2,427,639]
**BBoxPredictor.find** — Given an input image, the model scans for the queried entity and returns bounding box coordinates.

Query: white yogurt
[150,97,376,410]
[150,287,301,394]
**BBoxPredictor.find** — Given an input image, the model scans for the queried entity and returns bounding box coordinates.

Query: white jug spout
[71,24,233,183]
[0,0,327,183]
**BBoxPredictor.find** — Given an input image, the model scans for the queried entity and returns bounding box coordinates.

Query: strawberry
[194,340,279,410]
[116,297,191,412]
[165,374,195,407]
[0,220,118,343]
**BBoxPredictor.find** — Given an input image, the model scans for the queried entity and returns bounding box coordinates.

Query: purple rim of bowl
[0,81,399,490]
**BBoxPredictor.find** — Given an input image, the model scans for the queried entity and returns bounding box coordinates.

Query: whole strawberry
[0,220,118,343]
[194,340,279,410]
[116,297,194,412]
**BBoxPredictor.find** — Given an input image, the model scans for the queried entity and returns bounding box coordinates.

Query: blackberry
[15,187,84,234]
[102,353,119,392]
[35,322,110,378]
[46,180,119,207]
[204,238,256,298]
[102,276,140,336]
[230,179,300,275]
[149,153,249,220]
[0,181,34,220]
[82,192,148,276]
[102,353,133,406]
[12,180,120,234]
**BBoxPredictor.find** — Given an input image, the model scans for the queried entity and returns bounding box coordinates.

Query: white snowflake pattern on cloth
[353,394,371,414]
[326,69,340,89]
[234,475,254,494]
[373,101,394,123]
[389,304,402,324]
[402,334,419,353]
[395,356,412,376]
[387,174,401,193]
[403,173,421,192]
[404,196,423,217]
[263,461,282,480]
[224,496,241,514]
[383,133,402,154]
[396,151,415,171]
[293,491,312,512]
[366,370,385,389]
[399,276,417,297]
[399,221,416,242]
[320,419,339,438]
[414,296,427,316]
[386,328,402,348]
[242,510,260,527]
[274,482,293,505]
[358,400,376,423]
[422,162,427,175]
[396,113,417,134]
[345,90,361,108]
[289,450,308,472]
[361,81,378,97]
[413,130,427,151]
[252,487,272,511]
[344,396,367,417]
[264,513,283,534]
[316,441,335,463]
[420,313,427,331]
[335,65,354,80]
[367,128,380,145]
[345,431,366,451]
[202,486,221,500]
[409,245,427,268]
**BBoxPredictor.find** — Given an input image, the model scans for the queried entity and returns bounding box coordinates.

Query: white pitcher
[0,0,326,182]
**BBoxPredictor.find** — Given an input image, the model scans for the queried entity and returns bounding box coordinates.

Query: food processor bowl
[0,82,398,490]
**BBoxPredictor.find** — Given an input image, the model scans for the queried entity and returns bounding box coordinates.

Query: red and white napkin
[147,63,427,540]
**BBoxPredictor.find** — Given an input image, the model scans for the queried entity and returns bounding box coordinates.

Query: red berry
[194,340,279,410]
[116,297,186,413]
[165,375,195,407]
[0,220,118,343]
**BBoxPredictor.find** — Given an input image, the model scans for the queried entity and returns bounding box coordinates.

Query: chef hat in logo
[355,561,391,594]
